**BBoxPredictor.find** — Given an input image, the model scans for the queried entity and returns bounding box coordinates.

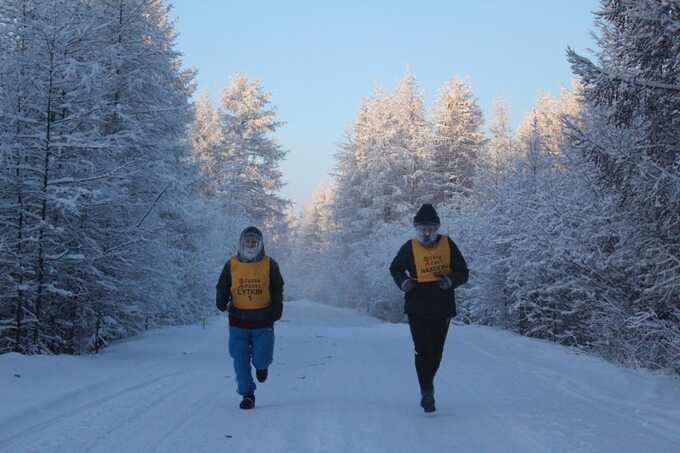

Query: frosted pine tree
[478,98,514,196]
[338,72,435,230]
[186,89,250,253]
[187,91,226,198]
[0,0,204,354]
[77,0,199,349]
[218,73,288,226]
[460,98,515,326]
[334,94,383,238]
[431,77,484,204]
[330,73,437,318]
[568,0,680,370]
[0,0,112,353]
[285,183,339,300]
[389,72,438,211]
[515,87,581,164]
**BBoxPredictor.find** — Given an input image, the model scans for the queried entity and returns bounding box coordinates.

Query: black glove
[438,275,452,290]
[401,278,417,292]
[216,298,229,312]
[271,303,283,322]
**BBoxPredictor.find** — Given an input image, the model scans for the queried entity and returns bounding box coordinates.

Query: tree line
[288,0,680,373]
[2,0,677,374]
[0,0,287,354]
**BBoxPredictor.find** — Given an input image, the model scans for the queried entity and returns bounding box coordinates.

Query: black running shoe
[256,368,268,383]
[420,390,435,413]
[239,394,255,410]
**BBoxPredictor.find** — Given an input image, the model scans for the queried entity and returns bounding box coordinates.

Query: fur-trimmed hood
[237,226,265,262]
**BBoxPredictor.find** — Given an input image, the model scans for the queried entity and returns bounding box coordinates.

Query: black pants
[408,315,451,393]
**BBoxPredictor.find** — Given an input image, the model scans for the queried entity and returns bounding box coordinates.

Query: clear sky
[171,0,600,209]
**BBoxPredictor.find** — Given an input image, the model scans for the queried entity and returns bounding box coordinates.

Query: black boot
[239,393,255,410]
[420,389,435,413]
[256,368,268,383]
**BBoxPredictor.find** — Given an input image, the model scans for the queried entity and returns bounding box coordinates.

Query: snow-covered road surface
[1,300,679,453]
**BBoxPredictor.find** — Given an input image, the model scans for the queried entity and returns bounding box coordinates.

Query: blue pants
[228,326,275,395]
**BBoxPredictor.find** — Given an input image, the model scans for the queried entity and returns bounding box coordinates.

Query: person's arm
[269,259,285,321]
[448,238,469,289]
[216,260,232,312]
[389,242,413,290]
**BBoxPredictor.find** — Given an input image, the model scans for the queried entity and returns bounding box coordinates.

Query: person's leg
[229,326,256,396]
[432,318,451,377]
[251,326,275,374]
[408,316,436,393]
[409,315,442,412]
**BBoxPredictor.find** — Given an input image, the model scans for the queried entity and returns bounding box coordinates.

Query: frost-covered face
[239,233,263,261]
[415,223,439,246]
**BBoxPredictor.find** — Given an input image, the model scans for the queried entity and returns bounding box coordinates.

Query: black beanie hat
[413,204,440,226]
[240,226,263,239]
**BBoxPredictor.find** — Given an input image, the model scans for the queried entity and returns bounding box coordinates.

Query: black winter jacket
[215,257,284,328]
[389,235,469,319]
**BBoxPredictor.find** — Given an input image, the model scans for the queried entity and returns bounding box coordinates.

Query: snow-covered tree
[185,75,291,281]
[284,183,339,301]
[218,73,288,226]
[431,77,484,203]
[334,72,436,239]
[567,0,680,371]
[515,86,581,163]
[478,98,514,196]
[0,0,116,353]
[187,91,225,198]
[0,0,209,354]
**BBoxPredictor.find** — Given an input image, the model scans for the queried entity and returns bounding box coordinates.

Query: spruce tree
[218,73,288,226]
[431,77,484,203]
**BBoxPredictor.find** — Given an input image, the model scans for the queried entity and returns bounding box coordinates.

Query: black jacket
[215,257,285,326]
[389,235,469,319]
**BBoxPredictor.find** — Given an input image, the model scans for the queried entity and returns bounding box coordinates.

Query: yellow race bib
[411,236,451,283]
[230,256,271,309]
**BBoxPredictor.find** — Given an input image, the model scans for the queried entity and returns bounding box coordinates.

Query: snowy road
[1,300,679,453]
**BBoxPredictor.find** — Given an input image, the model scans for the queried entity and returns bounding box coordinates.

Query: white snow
[1,300,679,453]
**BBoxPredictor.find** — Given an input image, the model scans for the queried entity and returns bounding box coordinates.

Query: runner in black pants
[389,204,469,413]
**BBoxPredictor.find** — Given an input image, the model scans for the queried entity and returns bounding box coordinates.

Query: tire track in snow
[76,372,200,452]
[0,369,193,451]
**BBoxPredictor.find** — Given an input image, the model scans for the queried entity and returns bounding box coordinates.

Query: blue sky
[172,0,600,209]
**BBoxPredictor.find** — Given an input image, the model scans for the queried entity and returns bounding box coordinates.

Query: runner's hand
[401,278,416,292]
[438,275,452,290]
